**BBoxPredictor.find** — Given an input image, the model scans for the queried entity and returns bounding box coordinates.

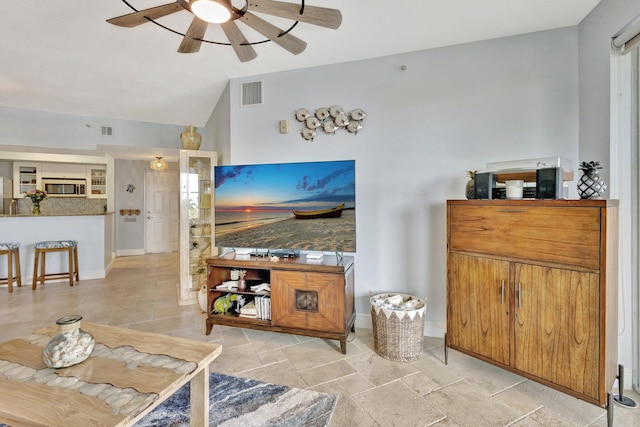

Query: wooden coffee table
[0,322,222,426]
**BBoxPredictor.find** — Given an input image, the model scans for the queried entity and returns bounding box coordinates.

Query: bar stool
[32,240,79,289]
[0,242,21,293]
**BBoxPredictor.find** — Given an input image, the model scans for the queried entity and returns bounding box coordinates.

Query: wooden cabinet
[446,200,618,409]
[512,264,600,399]
[13,161,41,196]
[271,271,347,333]
[86,165,107,198]
[14,162,109,198]
[206,254,355,353]
[41,162,86,179]
[447,254,510,365]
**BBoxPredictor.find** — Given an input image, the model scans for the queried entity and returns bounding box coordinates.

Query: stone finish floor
[1,252,639,426]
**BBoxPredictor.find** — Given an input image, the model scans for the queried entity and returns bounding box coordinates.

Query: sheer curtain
[611,13,640,391]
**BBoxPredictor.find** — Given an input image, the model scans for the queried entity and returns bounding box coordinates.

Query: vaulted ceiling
[0,1,600,127]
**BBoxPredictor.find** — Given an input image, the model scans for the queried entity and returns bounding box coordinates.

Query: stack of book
[239,297,271,320]
[239,300,257,318]
[255,296,271,320]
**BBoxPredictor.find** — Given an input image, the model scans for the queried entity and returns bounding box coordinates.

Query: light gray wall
[225,27,580,336]
[0,106,185,150]
[114,159,147,254]
[113,159,180,254]
[205,81,231,166]
[579,0,640,387]
[579,0,640,188]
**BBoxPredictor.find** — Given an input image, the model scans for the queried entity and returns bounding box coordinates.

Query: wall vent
[240,80,263,106]
[101,126,113,136]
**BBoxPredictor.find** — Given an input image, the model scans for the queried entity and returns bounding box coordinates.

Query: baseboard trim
[116,249,146,257]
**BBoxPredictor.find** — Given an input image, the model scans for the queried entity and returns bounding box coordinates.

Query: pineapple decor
[577,161,606,199]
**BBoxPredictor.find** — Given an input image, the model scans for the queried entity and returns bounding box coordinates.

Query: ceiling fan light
[191,0,232,24]
[150,156,168,171]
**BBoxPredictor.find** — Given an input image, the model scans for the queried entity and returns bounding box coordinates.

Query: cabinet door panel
[447,254,510,365]
[514,264,599,399]
[449,205,600,269]
[306,273,344,333]
[271,271,308,329]
[272,271,345,333]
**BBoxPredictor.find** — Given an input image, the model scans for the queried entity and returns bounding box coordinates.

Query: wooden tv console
[205,254,355,354]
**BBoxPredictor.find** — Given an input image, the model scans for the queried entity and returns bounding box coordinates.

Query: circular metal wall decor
[295,106,367,141]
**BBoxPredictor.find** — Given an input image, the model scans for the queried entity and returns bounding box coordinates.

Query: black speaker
[474,172,496,199]
[536,167,564,199]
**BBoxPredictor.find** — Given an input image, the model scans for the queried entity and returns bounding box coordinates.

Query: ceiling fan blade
[178,17,208,53]
[107,3,184,28]
[240,12,306,55]
[221,22,258,62]
[248,0,341,29]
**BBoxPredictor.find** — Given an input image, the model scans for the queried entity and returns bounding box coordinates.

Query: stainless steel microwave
[42,178,86,197]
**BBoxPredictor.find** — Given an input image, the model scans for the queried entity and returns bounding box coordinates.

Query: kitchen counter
[0,212,113,218]
[0,213,115,284]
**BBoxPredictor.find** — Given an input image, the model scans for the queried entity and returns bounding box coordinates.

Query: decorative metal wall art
[295,106,366,141]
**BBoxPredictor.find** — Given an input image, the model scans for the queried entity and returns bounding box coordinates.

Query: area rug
[134,372,338,427]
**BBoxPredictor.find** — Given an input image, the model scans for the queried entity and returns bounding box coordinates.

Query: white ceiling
[0,0,601,127]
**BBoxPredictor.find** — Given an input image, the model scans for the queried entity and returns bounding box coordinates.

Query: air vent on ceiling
[240,80,263,107]
[101,126,113,136]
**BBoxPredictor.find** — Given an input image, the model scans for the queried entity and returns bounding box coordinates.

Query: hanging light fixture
[190,0,232,24]
[150,156,168,171]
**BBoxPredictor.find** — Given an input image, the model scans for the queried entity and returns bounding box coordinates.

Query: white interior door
[145,170,179,253]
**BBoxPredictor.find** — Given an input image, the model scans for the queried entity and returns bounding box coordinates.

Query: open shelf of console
[205,254,355,354]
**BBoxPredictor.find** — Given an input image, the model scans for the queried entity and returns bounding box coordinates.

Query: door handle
[501,279,505,305]
[518,282,522,308]
[147,216,152,219]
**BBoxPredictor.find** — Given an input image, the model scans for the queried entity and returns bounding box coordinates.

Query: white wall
[579,0,640,388]
[114,159,147,255]
[205,82,231,165]
[0,106,185,151]
[224,28,580,336]
[579,0,640,183]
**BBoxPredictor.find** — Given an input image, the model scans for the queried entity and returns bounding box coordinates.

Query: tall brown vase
[180,125,202,150]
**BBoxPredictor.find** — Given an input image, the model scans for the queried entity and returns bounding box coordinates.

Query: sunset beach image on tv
[214,160,355,252]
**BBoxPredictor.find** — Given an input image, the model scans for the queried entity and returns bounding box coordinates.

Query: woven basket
[370,293,426,362]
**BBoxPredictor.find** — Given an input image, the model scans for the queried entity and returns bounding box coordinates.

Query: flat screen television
[214,160,355,253]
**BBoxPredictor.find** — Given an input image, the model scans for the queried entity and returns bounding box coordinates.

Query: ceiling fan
[107,0,342,62]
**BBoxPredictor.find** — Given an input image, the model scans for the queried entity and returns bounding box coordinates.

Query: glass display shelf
[88,167,107,197]
[178,150,217,305]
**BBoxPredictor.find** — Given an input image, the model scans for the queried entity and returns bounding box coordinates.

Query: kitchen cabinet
[446,200,618,412]
[178,150,216,305]
[41,162,86,179]
[13,162,41,196]
[87,166,107,198]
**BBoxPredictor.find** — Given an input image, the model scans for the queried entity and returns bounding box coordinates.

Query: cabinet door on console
[272,271,308,329]
[447,253,510,365]
[271,271,345,333]
[306,273,345,333]
[513,264,600,400]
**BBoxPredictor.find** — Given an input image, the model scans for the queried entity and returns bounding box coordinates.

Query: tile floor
[1,252,639,426]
